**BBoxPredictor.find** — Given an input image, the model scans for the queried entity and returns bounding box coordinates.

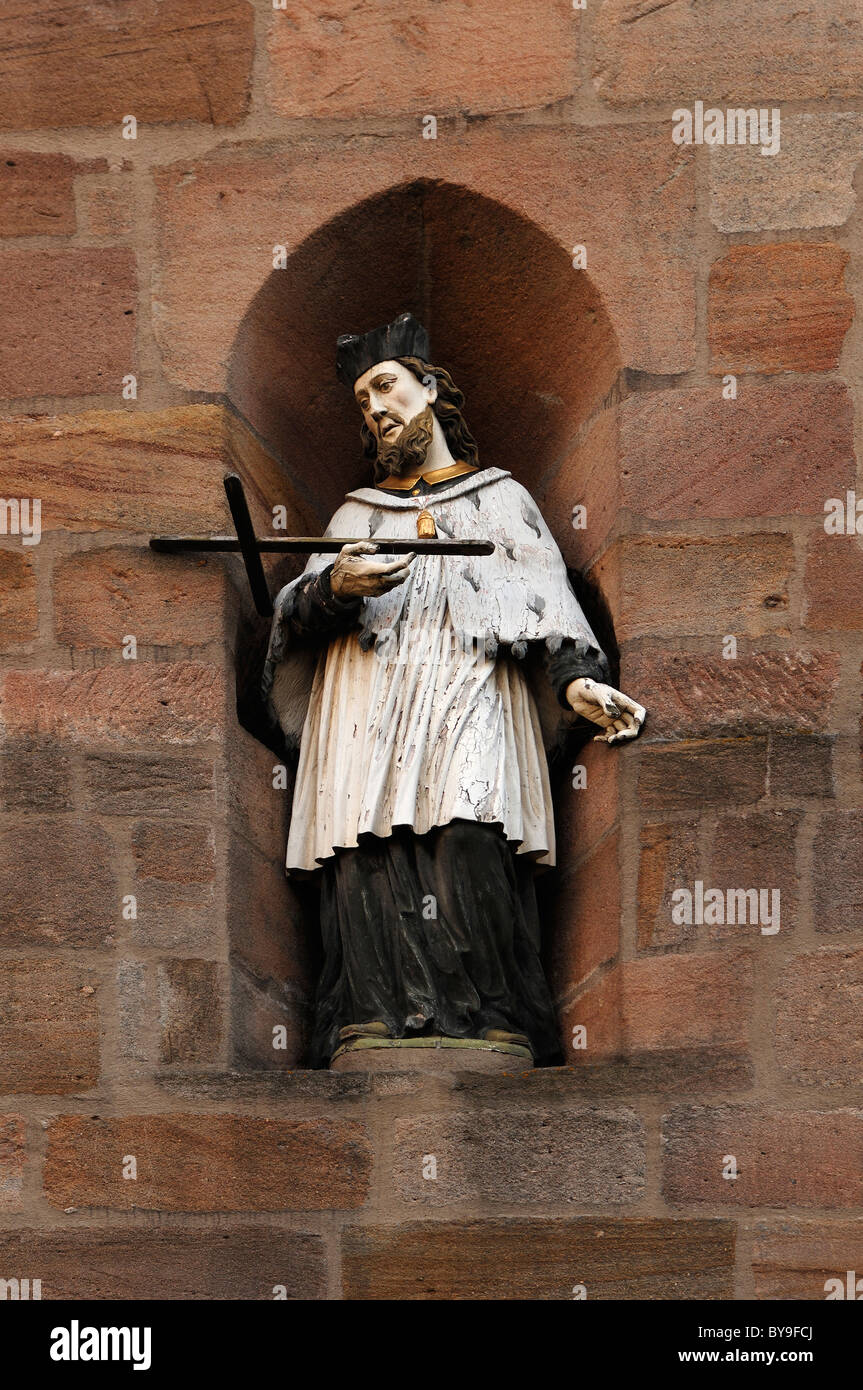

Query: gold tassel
[416,509,437,539]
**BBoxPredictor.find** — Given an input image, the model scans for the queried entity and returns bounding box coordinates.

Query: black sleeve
[545,637,611,710]
[284,564,362,641]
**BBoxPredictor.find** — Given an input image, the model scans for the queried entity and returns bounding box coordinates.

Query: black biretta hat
[336,312,430,387]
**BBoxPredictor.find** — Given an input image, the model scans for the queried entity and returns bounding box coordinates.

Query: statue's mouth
[380,420,402,438]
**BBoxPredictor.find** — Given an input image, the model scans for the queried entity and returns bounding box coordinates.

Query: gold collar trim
[378,461,478,491]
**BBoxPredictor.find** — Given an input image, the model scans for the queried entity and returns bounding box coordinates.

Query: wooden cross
[150,474,494,617]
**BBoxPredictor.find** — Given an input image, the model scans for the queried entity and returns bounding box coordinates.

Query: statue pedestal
[330,1035,533,1073]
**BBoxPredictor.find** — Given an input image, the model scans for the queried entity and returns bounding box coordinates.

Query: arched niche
[224,179,624,1067]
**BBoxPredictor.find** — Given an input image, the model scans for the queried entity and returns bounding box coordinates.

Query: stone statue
[263,314,646,1068]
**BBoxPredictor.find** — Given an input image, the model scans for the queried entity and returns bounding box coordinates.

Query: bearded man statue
[263,313,646,1068]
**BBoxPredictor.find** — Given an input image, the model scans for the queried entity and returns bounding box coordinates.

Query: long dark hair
[359,357,480,470]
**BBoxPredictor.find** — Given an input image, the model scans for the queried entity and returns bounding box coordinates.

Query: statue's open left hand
[565,677,646,744]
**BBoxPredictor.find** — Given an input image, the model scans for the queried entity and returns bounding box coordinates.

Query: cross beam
[149,474,494,618]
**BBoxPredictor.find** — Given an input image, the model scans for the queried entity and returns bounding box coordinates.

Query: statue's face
[353,359,437,448]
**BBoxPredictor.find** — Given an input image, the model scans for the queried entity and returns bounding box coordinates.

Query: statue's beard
[374,405,435,481]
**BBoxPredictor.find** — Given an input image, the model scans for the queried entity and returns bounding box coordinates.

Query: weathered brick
[0,960,99,1094]
[593,0,863,106]
[0,0,254,131]
[0,406,233,534]
[0,664,226,745]
[0,1227,325,1300]
[560,966,622,1062]
[812,811,863,934]
[0,248,136,399]
[44,1114,371,1211]
[775,948,863,1089]
[752,1221,863,1300]
[0,1115,26,1211]
[133,821,215,886]
[342,1217,735,1300]
[622,383,853,520]
[622,649,840,741]
[804,534,863,631]
[664,1106,863,1207]
[0,152,83,236]
[637,739,768,811]
[116,960,151,1063]
[83,750,215,816]
[0,548,37,650]
[393,1107,645,1206]
[267,0,577,119]
[154,128,695,413]
[158,958,225,1064]
[769,733,834,798]
[624,954,752,1054]
[54,548,228,649]
[80,181,134,238]
[708,810,800,940]
[709,244,853,373]
[637,821,700,950]
[550,831,620,990]
[710,113,863,233]
[228,835,312,986]
[592,536,793,642]
[0,818,116,946]
[0,740,74,812]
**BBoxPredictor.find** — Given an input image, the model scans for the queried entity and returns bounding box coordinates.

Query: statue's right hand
[330,540,415,599]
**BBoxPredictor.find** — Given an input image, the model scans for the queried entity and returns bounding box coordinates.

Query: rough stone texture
[620,382,853,520]
[0,0,254,131]
[623,955,752,1054]
[0,548,37,650]
[769,733,834,799]
[804,534,863,631]
[663,1106,863,1208]
[708,810,801,939]
[593,0,863,105]
[562,966,623,1061]
[710,113,863,233]
[0,1227,326,1300]
[267,0,577,119]
[550,831,620,990]
[157,958,225,1064]
[44,1114,372,1211]
[593,536,794,642]
[637,821,700,951]
[553,740,620,861]
[708,244,853,373]
[80,180,135,238]
[0,1115,26,1211]
[0,960,99,1094]
[812,811,863,934]
[392,1108,645,1206]
[54,547,229,649]
[0,740,74,812]
[133,821,215,886]
[0,817,116,946]
[83,750,216,817]
[153,127,695,412]
[775,949,863,1090]
[0,664,226,745]
[752,1221,863,1300]
[0,152,82,236]
[622,650,840,741]
[636,739,768,811]
[342,1217,735,1300]
[0,248,136,399]
[0,406,239,533]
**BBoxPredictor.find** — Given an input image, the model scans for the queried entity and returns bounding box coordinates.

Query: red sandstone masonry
[0,248,137,399]
[0,960,100,1094]
[44,1115,372,1211]
[0,1115,26,1211]
[0,0,254,131]
[774,948,863,1090]
[664,1106,863,1208]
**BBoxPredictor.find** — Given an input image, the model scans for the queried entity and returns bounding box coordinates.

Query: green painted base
[330,1033,534,1070]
